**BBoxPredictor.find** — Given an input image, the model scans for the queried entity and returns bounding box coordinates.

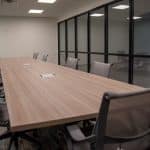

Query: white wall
[0,17,58,63]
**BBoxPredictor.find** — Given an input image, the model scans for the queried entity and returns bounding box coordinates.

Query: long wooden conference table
[0,58,143,132]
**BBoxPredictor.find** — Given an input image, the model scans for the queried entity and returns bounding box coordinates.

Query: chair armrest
[89,120,96,126]
[67,125,95,143]
[105,129,150,144]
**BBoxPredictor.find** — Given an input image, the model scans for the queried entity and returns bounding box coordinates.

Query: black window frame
[58,0,150,85]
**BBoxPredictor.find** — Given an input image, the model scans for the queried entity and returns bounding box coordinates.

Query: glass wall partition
[78,53,88,72]
[91,54,104,66]
[59,22,66,66]
[109,55,129,82]
[90,8,105,53]
[77,14,88,72]
[133,0,150,87]
[68,52,75,58]
[60,52,66,66]
[67,18,76,60]
[67,19,75,52]
[108,0,129,82]
[58,0,150,87]
[90,7,105,71]
[59,22,66,51]
[77,14,88,53]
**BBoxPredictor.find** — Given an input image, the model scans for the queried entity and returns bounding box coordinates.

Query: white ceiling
[0,0,101,18]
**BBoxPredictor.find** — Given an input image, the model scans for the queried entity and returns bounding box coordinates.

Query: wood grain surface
[0,58,143,132]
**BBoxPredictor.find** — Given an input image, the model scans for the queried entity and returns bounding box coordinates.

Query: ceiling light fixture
[127,16,142,20]
[112,4,129,10]
[133,16,142,20]
[38,0,56,3]
[28,9,44,14]
[90,13,104,17]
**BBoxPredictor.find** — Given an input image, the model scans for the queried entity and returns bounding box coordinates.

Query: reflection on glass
[91,54,104,63]
[109,56,128,82]
[134,0,150,55]
[78,53,88,72]
[68,52,75,58]
[134,57,150,87]
[67,19,75,51]
[60,22,66,51]
[90,8,104,53]
[109,0,129,54]
[77,14,88,52]
[60,52,66,66]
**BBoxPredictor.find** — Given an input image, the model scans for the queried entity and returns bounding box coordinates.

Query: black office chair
[66,89,150,150]
[0,87,41,150]
[33,52,39,60]
[42,54,48,62]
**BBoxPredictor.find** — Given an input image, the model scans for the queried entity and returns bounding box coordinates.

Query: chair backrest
[42,54,48,62]
[66,57,78,69]
[94,89,150,150]
[90,61,112,78]
[33,52,39,60]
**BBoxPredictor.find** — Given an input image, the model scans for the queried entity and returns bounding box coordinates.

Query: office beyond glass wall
[58,0,150,88]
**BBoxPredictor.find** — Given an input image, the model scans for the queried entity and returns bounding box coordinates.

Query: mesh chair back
[66,57,78,69]
[42,54,48,62]
[33,52,39,60]
[94,89,150,150]
[91,61,112,77]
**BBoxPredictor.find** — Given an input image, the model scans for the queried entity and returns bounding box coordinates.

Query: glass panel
[67,19,75,51]
[90,8,104,53]
[108,0,129,54]
[60,52,66,66]
[134,0,150,55]
[78,53,88,72]
[68,52,75,58]
[109,56,129,82]
[77,14,88,52]
[60,22,66,51]
[91,54,104,64]
[134,57,150,87]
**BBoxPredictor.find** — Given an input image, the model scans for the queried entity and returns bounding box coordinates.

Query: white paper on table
[23,64,31,69]
[40,73,55,79]
[23,63,31,66]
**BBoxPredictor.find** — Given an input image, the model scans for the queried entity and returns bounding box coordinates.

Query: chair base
[0,131,41,150]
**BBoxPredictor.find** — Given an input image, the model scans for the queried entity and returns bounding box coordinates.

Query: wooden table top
[0,58,143,132]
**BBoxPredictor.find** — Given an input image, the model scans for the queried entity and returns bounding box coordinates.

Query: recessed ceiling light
[38,0,56,3]
[28,9,44,14]
[127,16,142,20]
[90,13,104,17]
[133,16,142,20]
[112,5,129,10]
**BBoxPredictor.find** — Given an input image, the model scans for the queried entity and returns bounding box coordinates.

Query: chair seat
[66,125,95,150]
[0,103,9,127]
